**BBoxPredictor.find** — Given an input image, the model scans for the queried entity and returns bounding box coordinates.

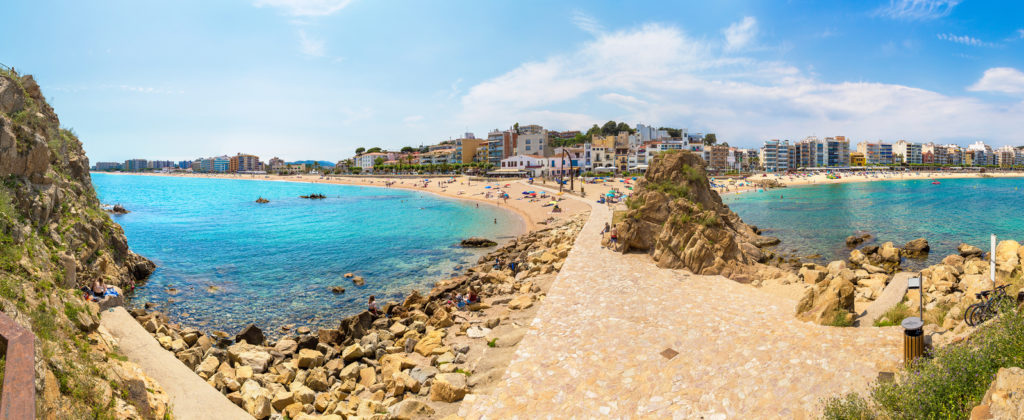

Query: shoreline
[714,170,1024,195]
[92,171,592,233]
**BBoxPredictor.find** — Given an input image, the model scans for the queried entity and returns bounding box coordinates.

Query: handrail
[0,312,35,419]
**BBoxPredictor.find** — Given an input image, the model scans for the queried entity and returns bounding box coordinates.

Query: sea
[91,173,523,335]
[722,177,1024,269]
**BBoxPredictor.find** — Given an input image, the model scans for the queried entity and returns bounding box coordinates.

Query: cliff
[614,150,779,279]
[0,68,164,417]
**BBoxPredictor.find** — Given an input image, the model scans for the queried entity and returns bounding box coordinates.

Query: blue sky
[2,0,1024,162]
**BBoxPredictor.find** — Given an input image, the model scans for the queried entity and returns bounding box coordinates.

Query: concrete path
[857,272,913,327]
[100,307,253,420]
[462,184,903,419]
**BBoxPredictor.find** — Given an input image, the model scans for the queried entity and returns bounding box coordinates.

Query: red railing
[0,312,35,419]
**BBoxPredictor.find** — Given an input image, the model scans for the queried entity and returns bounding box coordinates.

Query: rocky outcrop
[903,238,930,257]
[0,68,161,417]
[614,151,778,277]
[460,237,497,248]
[971,367,1024,420]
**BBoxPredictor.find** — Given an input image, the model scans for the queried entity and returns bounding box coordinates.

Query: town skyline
[4,0,1024,161]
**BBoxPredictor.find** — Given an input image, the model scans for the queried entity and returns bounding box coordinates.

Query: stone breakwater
[126,214,586,419]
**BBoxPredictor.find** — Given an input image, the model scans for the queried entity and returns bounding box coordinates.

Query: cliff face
[1,69,164,417]
[614,151,779,278]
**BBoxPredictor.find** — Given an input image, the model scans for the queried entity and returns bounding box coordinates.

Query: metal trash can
[902,317,924,365]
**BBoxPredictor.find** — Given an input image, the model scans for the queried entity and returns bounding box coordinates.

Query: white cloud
[968,67,1024,95]
[458,23,1024,147]
[875,0,960,20]
[937,33,994,47]
[571,10,603,36]
[723,16,757,51]
[254,0,352,16]
[298,30,325,57]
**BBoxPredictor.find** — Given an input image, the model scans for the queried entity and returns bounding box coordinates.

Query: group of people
[444,289,480,311]
[603,222,618,246]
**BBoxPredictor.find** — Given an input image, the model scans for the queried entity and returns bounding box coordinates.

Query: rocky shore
[126,214,587,419]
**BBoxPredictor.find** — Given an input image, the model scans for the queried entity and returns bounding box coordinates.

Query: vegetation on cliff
[0,68,163,418]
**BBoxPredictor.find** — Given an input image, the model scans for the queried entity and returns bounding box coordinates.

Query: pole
[991,234,997,288]
[920,274,924,321]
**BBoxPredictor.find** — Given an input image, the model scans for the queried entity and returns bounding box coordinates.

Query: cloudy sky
[2,0,1023,161]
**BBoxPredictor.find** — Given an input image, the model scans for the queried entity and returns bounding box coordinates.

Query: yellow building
[229,153,260,172]
[455,138,488,163]
[850,152,866,166]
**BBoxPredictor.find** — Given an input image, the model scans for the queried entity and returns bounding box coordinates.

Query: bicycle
[965,284,1013,326]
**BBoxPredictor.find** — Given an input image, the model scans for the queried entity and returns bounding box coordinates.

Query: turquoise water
[722,177,1024,268]
[91,173,523,335]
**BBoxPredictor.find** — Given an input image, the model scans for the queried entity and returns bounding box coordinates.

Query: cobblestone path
[462,186,902,419]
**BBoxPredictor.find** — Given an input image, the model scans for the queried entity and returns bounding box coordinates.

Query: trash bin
[902,317,924,365]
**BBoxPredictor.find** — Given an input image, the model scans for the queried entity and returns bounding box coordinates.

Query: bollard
[902,317,924,365]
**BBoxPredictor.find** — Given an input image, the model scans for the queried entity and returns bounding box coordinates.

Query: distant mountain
[287,160,335,167]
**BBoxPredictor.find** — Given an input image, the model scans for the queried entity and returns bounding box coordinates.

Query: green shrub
[873,302,913,327]
[680,164,703,182]
[625,195,645,210]
[697,214,719,227]
[826,310,854,327]
[823,307,1024,420]
[821,393,877,420]
[648,180,690,200]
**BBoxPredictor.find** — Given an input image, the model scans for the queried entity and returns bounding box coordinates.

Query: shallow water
[91,173,523,334]
[722,177,1024,268]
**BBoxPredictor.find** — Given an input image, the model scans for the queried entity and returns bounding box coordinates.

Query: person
[493,257,504,270]
[368,295,381,316]
[507,260,517,274]
[456,293,467,310]
[610,226,618,245]
[468,288,479,304]
[494,218,497,224]
[91,278,107,299]
[602,222,610,235]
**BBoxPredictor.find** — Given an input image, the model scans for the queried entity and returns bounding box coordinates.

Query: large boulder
[902,238,930,257]
[796,277,856,325]
[614,151,775,277]
[390,398,435,420]
[460,237,497,247]
[429,373,469,402]
[995,240,1020,274]
[234,324,264,345]
[959,243,984,259]
[878,242,901,263]
[971,367,1024,420]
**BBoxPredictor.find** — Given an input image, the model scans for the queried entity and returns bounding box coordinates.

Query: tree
[615,122,633,134]
[586,124,601,138]
[400,146,415,153]
[513,122,520,134]
[366,147,383,153]
[373,157,385,166]
[659,127,682,138]
[355,147,366,155]
[601,121,618,135]
[704,133,717,146]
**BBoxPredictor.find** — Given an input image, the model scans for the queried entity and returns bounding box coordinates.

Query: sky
[2,0,1024,162]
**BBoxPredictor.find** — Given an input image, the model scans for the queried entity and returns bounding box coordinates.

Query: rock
[798,267,826,285]
[878,242,900,263]
[329,286,345,294]
[972,367,1024,420]
[341,343,364,362]
[352,276,365,286]
[508,294,535,310]
[237,350,273,374]
[296,348,324,368]
[293,386,315,405]
[235,324,265,345]
[903,238,930,257]
[317,328,340,345]
[390,398,435,420]
[466,325,491,338]
[413,330,444,356]
[995,240,1020,273]
[429,307,454,328]
[862,263,886,274]
[460,237,498,247]
[849,249,868,267]
[271,390,294,411]
[274,338,298,355]
[959,243,984,258]
[826,260,847,276]
[359,367,377,387]
[304,368,329,392]
[409,366,438,384]
[196,355,220,379]
[429,373,469,402]
[845,233,871,247]
[295,334,317,351]
[796,277,856,325]
[240,380,272,419]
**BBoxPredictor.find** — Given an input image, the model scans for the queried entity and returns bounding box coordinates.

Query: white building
[893,140,923,165]
[515,124,548,156]
[760,139,792,172]
[499,155,546,176]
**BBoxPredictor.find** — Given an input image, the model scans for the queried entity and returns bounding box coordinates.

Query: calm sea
[91,173,523,335]
[722,177,1024,268]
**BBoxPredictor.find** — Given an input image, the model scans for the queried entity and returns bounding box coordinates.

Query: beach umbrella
[606,193,615,197]
[484,186,492,189]
[548,201,559,205]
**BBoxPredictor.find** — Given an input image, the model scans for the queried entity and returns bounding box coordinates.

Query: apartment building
[229,153,260,172]
[856,141,893,165]
[124,159,148,172]
[893,140,922,164]
[759,139,792,172]
[486,129,517,167]
[515,124,549,156]
[454,137,488,164]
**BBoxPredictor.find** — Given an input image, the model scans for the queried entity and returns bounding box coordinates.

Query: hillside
[0,68,166,417]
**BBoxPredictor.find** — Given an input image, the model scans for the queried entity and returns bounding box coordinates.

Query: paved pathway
[857,272,913,327]
[462,185,903,419]
[100,307,253,420]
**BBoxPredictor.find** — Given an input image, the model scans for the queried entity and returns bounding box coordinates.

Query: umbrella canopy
[484,186,492,189]
[606,193,615,197]
[548,201,559,205]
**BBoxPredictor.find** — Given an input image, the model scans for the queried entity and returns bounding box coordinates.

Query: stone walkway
[100,307,253,420]
[461,185,903,419]
[857,272,913,327]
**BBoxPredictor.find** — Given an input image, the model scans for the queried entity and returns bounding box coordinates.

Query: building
[212,156,230,173]
[177,160,192,170]
[548,147,584,176]
[93,162,122,171]
[455,137,488,164]
[967,141,994,166]
[893,140,922,165]
[850,152,866,166]
[515,124,549,156]
[355,152,390,171]
[635,124,670,143]
[228,153,260,173]
[583,143,615,172]
[486,129,517,167]
[945,145,964,166]
[922,143,947,165]
[149,160,174,170]
[759,139,792,172]
[996,146,1017,167]
[123,159,148,172]
[267,157,286,172]
[856,141,893,165]
[499,155,546,177]
[706,145,730,171]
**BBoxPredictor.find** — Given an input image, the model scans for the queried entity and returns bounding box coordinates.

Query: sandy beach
[712,170,1024,195]
[96,172,594,232]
